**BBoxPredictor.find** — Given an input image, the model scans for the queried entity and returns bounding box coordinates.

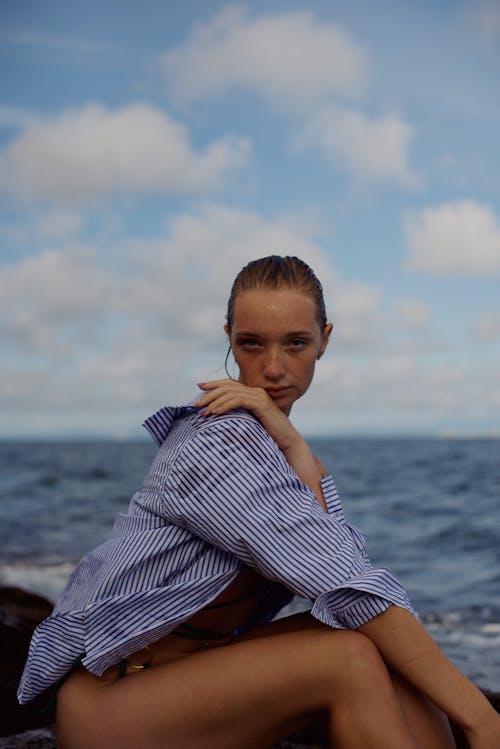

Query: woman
[19,256,500,748]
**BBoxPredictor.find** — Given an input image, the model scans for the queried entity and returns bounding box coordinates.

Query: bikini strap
[171,622,237,641]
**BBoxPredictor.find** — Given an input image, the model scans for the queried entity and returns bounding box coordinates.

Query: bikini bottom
[40,590,265,719]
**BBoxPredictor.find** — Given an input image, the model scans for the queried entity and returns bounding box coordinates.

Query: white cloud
[329,284,382,346]
[118,204,339,343]
[298,350,500,436]
[0,204,384,427]
[0,246,113,354]
[36,211,84,240]
[479,2,500,34]
[405,199,500,275]
[162,6,420,188]
[465,1,500,38]
[470,309,500,341]
[162,4,367,112]
[0,103,251,203]
[0,30,118,60]
[0,105,37,129]
[393,298,430,329]
[75,338,190,407]
[0,221,29,245]
[294,105,418,187]
[0,211,84,247]
[2,205,495,436]
[121,204,383,350]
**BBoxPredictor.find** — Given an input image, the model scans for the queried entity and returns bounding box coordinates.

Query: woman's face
[226,288,332,415]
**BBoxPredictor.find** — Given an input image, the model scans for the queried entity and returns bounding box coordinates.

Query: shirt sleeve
[168,412,418,630]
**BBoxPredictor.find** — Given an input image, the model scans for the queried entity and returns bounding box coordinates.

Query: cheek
[295,355,318,386]
[233,352,257,379]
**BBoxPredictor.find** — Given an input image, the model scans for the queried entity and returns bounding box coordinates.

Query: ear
[317,323,333,359]
[224,323,230,337]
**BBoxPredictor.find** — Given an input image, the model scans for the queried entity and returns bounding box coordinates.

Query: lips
[265,387,291,398]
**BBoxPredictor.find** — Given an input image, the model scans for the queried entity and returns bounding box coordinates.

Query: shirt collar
[143,403,198,446]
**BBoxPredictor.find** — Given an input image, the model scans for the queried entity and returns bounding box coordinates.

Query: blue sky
[1,0,499,438]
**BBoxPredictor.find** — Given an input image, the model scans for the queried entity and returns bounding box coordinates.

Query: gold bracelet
[127,645,152,670]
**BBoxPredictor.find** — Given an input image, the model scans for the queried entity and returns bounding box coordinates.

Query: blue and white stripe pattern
[18,404,416,704]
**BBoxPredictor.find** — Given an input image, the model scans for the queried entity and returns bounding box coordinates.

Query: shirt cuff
[310,569,419,630]
[312,589,393,629]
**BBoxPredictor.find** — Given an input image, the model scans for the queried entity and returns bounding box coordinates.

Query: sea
[1,437,499,692]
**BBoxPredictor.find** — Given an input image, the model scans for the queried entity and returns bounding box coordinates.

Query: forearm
[359,605,493,734]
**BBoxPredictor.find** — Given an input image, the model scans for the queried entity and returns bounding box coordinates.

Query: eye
[237,337,261,350]
[287,338,309,350]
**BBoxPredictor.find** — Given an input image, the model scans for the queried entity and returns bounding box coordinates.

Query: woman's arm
[359,605,500,748]
[171,411,414,629]
[195,381,500,745]
[196,380,327,510]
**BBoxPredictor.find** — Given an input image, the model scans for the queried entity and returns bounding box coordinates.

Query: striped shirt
[18,404,416,704]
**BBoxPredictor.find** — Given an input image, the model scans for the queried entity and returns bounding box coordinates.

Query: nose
[263,347,286,381]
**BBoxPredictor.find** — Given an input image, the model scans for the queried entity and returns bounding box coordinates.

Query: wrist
[279,427,304,455]
[461,692,499,739]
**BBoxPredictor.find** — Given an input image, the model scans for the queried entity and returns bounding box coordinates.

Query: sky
[1,0,499,439]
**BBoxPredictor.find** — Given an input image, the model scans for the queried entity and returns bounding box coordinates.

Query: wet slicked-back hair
[226,255,327,332]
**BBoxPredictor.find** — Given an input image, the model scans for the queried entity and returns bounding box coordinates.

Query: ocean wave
[0,562,76,603]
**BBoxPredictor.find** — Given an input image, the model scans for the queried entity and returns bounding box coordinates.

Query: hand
[196,379,327,509]
[195,379,300,452]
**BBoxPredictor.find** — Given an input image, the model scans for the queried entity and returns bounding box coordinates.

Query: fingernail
[197,382,206,388]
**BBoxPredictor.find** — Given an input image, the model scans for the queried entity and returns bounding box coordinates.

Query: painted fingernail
[197,382,206,388]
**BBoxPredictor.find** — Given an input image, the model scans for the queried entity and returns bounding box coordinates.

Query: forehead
[231,288,318,331]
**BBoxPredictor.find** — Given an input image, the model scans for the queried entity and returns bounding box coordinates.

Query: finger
[199,388,263,416]
[194,386,239,408]
[200,393,243,416]
[197,379,234,391]
[195,381,253,405]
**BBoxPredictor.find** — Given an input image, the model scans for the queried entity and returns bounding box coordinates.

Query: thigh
[56,614,351,749]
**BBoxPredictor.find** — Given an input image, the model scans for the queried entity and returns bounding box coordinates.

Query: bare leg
[391,671,455,749]
[241,614,455,748]
[56,615,420,749]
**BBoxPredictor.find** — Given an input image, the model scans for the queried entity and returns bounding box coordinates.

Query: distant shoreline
[2,433,500,442]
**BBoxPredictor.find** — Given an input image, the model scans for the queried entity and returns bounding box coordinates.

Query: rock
[0,587,54,737]
[0,727,56,749]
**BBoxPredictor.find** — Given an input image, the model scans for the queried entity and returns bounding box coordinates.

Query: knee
[326,630,389,689]
[342,631,384,670]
